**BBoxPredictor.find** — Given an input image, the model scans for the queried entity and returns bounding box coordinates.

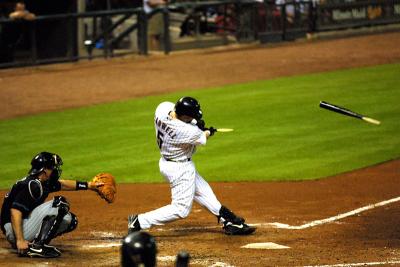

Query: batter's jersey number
[157,130,164,149]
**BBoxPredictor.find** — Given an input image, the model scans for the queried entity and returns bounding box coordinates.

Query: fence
[0,8,144,68]
[1,0,399,68]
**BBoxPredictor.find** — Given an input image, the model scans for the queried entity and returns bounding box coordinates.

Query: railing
[0,8,144,68]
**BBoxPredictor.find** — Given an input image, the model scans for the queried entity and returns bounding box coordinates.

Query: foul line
[255,196,400,230]
[155,196,400,232]
[302,260,400,267]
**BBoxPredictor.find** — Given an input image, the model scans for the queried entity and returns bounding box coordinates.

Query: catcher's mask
[121,232,157,267]
[29,152,63,183]
[175,96,203,121]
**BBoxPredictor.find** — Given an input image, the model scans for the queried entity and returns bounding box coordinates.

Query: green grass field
[0,63,399,188]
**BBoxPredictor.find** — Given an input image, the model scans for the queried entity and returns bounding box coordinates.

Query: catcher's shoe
[26,243,61,258]
[128,214,141,234]
[223,222,256,236]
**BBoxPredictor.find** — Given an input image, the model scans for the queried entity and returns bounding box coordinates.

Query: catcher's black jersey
[0,175,61,233]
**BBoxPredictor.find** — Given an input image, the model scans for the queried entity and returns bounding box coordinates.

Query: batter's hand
[205,127,216,136]
[209,127,216,136]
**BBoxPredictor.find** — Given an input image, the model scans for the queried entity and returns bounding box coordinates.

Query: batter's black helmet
[29,152,63,180]
[121,232,157,267]
[175,96,203,120]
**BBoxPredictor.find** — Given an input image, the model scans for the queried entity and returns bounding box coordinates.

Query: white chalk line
[156,195,400,232]
[302,260,400,267]
[263,195,400,230]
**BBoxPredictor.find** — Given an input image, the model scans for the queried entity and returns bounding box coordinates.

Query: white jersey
[154,102,206,161]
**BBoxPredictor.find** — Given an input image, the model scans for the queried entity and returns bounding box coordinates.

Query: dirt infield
[0,32,399,266]
[0,160,399,266]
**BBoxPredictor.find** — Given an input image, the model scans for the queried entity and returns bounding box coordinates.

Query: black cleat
[223,222,256,236]
[26,243,61,258]
[128,214,141,234]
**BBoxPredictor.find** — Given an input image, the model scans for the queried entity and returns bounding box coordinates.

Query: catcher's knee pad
[52,195,70,215]
[65,212,78,233]
[58,212,78,236]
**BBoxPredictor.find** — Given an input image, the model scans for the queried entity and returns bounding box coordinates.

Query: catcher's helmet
[175,96,202,120]
[121,232,157,267]
[29,152,63,180]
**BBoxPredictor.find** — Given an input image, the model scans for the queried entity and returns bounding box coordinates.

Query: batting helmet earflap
[121,232,157,267]
[29,152,63,180]
[175,96,203,120]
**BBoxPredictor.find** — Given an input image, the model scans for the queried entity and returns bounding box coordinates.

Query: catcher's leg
[33,196,73,243]
[5,197,72,244]
[27,196,74,258]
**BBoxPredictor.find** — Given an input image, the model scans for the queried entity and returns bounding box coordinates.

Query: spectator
[0,1,35,63]
[144,0,168,50]
[215,4,236,36]
[9,1,35,21]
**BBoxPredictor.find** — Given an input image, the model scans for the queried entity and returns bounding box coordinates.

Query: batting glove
[207,127,216,136]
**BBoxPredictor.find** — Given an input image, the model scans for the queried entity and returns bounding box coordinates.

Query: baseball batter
[128,96,256,235]
[0,152,103,258]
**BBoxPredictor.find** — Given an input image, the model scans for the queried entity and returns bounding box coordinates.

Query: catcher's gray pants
[4,199,74,246]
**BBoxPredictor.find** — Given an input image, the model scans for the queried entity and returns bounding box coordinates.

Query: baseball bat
[319,101,380,125]
[216,128,234,132]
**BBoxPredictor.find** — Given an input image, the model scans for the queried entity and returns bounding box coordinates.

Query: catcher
[0,152,116,258]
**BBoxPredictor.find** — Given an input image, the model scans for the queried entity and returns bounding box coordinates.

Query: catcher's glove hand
[91,173,116,203]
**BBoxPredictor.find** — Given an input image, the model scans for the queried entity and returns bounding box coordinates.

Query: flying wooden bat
[319,101,380,125]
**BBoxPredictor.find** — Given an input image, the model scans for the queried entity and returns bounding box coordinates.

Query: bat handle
[362,117,381,125]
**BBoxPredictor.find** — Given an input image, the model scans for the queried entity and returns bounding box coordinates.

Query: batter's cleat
[26,243,61,258]
[218,206,245,225]
[223,222,256,236]
[128,214,141,234]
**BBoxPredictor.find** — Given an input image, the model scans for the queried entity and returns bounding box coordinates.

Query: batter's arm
[10,208,29,254]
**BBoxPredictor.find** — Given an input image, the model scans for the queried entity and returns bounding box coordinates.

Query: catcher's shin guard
[34,196,70,245]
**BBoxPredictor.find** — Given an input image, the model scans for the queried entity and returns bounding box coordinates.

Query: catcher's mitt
[91,173,116,203]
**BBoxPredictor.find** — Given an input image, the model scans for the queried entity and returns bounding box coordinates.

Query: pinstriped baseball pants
[138,158,222,229]
[4,199,73,246]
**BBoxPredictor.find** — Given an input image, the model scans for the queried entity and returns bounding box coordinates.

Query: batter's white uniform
[137,102,222,229]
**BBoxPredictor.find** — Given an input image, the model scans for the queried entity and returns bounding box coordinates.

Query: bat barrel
[319,101,362,119]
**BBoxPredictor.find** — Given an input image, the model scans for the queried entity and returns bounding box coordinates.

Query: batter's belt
[163,157,191,163]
